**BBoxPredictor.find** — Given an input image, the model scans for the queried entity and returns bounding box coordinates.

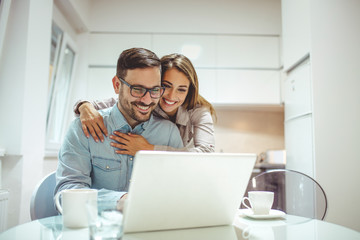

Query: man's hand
[116,193,128,212]
[79,102,108,142]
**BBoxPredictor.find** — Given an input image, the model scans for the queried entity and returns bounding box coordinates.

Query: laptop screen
[122,151,256,233]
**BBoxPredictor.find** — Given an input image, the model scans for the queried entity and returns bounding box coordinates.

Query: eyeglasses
[118,77,165,99]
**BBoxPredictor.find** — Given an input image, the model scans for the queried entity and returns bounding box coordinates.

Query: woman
[75,53,216,155]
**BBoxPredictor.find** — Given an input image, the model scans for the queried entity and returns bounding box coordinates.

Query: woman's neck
[169,112,177,123]
[165,108,178,123]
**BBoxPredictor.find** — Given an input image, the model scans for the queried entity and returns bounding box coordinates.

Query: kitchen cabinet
[282,0,313,177]
[215,69,281,105]
[196,69,217,103]
[281,0,310,71]
[284,59,312,120]
[197,69,281,105]
[285,114,314,177]
[283,59,314,178]
[88,33,152,66]
[216,35,280,69]
[87,33,282,107]
[152,34,216,67]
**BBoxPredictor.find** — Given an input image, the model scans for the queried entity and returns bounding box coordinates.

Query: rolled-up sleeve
[73,97,117,116]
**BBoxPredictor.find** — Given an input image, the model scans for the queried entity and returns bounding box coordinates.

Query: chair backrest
[30,171,58,220]
[241,169,327,220]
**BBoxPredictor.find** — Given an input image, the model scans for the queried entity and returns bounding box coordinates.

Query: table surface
[0,210,359,240]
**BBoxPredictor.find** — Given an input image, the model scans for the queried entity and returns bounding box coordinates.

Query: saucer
[239,209,286,219]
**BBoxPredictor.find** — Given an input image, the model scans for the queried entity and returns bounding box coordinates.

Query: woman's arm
[154,107,215,152]
[74,98,117,115]
[110,107,215,153]
[110,132,155,156]
[74,98,116,142]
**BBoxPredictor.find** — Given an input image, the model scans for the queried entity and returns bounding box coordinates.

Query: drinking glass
[86,200,123,240]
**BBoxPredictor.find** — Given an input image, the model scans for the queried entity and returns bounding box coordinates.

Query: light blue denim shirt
[55,103,183,203]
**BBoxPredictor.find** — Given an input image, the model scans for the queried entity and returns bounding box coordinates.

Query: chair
[30,171,58,220]
[241,169,328,220]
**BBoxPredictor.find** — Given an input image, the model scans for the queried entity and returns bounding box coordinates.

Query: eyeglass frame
[117,77,165,99]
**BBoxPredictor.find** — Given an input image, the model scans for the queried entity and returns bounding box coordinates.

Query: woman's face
[160,68,190,117]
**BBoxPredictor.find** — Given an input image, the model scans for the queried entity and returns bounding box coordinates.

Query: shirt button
[130,157,133,161]
[106,166,110,169]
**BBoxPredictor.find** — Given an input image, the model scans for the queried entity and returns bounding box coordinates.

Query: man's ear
[112,76,120,94]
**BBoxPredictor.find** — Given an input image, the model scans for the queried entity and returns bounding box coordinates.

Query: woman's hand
[78,102,108,142]
[110,132,154,156]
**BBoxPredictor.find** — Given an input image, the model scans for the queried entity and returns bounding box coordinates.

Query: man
[55,48,183,203]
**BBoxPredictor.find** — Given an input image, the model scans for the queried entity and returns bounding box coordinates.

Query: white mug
[55,189,98,228]
[242,191,274,215]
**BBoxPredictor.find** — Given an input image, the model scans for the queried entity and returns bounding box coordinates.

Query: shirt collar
[175,106,190,126]
[109,103,152,134]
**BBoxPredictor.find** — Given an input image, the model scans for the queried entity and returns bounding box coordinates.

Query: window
[0,0,12,58]
[46,23,77,152]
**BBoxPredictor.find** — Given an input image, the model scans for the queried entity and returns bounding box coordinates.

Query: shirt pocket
[92,156,121,171]
[91,156,124,191]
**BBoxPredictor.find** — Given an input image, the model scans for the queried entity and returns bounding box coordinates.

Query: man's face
[114,67,161,127]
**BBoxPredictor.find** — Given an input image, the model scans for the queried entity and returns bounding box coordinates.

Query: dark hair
[161,53,216,119]
[116,48,161,79]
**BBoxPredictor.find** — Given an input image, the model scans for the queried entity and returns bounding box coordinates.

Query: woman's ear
[112,76,120,94]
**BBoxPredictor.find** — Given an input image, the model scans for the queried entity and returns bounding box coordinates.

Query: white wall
[0,0,52,228]
[88,0,281,35]
[310,0,360,231]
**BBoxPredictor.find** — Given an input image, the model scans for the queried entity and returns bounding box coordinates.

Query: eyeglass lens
[131,86,163,98]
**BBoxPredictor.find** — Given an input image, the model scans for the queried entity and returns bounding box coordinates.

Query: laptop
[122,151,256,233]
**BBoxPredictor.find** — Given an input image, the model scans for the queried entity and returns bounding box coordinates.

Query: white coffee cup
[242,191,274,215]
[55,189,98,228]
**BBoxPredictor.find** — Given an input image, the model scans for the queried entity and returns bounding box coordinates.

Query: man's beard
[119,97,156,124]
[129,101,156,122]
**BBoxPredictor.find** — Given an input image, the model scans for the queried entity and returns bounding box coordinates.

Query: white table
[0,212,359,240]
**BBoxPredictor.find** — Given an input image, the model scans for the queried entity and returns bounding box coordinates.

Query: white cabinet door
[196,69,218,103]
[88,34,152,66]
[152,34,216,67]
[86,33,281,106]
[215,69,281,104]
[284,59,312,120]
[285,114,314,178]
[216,36,280,69]
[282,0,310,70]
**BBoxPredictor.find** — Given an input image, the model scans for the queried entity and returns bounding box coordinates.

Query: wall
[214,109,284,154]
[88,0,281,35]
[310,0,360,231]
[0,0,52,228]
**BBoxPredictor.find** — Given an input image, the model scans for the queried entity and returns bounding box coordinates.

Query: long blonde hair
[160,54,216,120]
